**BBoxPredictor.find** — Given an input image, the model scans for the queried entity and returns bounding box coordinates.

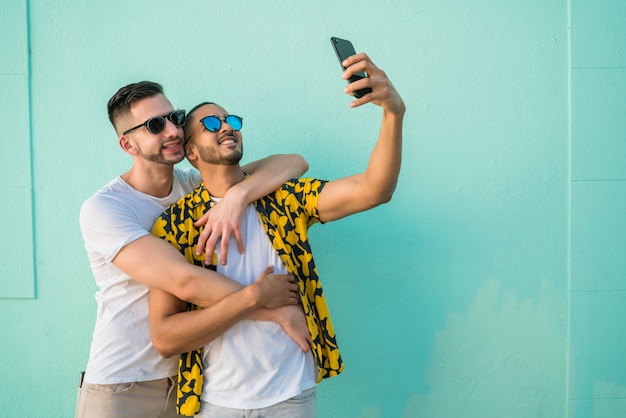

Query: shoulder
[80,179,130,220]
[79,179,151,247]
[276,178,328,197]
[259,178,327,221]
[173,166,201,190]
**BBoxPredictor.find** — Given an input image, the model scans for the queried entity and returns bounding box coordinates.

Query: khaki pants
[197,387,316,418]
[75,373,182,418]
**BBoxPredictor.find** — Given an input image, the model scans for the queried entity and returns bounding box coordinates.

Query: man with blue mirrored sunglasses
[150,52,405,417]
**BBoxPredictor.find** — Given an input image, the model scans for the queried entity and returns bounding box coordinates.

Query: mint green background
[0,1,624,417]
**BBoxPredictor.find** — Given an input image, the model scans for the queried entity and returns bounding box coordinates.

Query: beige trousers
[75,373,182,418]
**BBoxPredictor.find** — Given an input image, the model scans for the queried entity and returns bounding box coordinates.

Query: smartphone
[330,36,372,98]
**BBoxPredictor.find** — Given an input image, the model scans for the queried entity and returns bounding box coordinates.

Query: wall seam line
[565,0,572,415]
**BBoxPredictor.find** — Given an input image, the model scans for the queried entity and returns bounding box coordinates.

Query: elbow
[377,190,395,205]
[368,187,396,209]
[170,273,201,305]
[290,154,309,176]
[300,157,310,174]
[152,335,177,359]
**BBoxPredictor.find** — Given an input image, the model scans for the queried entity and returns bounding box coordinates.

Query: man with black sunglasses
[150,53,405,417]
[76,81,311,418]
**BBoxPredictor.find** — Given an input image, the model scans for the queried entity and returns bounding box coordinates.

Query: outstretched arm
[318,53,405,222]
[195,153,308,264]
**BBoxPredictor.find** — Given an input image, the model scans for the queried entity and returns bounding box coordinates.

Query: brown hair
[107,81,164,131]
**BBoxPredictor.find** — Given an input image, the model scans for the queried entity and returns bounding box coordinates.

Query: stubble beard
[197,144,244,166]
[138,150,184,166]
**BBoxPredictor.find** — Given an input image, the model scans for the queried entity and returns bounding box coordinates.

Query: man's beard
[197,144,243,166]
[138,149,183,165]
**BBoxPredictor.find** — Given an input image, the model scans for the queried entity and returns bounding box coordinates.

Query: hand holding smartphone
[330,37,372,99]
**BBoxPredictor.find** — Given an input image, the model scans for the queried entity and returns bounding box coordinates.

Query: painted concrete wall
[0,1,623,417]
[569,0,626,416]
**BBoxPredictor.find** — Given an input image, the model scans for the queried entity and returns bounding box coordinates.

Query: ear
[185,143,197,162]
[118,135,138,155]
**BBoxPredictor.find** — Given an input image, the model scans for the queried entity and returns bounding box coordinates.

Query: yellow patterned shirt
[151,178,344,416]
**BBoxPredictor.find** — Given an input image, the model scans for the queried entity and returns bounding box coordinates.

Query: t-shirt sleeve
[79,194,149,263]
[174,166,202,194]
[279,178,328,227]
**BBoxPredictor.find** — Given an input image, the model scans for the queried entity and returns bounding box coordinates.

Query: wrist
[224,179,251,205]
[241,283,263,309]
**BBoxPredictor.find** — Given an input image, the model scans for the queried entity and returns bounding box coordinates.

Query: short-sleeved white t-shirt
[79,167,200,384]
[204,201,317,409]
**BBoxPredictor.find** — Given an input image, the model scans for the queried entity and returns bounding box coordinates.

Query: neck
[121,162,175,198]
[199,164,245,198]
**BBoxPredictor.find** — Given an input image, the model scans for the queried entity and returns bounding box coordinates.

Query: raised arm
[195,153,308,264]
[317,53,405,222]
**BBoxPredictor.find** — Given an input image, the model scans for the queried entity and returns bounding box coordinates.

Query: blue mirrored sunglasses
[200,115,243,133]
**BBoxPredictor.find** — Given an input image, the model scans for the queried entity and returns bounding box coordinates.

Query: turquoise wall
[0,1,624,417]
[569,1,626,416]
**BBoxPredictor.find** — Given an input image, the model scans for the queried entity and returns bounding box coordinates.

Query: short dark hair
[183,102,217,143]
[186,101,217,119]
[107,81,164,130]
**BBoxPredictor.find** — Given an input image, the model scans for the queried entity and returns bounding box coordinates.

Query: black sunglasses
[200,115,243,133]
[122,109,186,135]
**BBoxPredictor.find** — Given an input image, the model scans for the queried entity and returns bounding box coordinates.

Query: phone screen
[330,37,372,98]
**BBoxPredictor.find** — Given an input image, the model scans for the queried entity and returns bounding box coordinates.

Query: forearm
[150,285,262,357]
[317,109,404,222]
[364,108,405,202]
[114,234,246,307]
[236,154,308,202]
[246,307,280,322]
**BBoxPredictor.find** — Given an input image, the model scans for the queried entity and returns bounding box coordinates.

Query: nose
[163,118,183,137]
[220,118,234,132]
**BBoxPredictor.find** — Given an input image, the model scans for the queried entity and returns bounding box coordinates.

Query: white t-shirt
[79,167,201,384]
[204,201,317,409]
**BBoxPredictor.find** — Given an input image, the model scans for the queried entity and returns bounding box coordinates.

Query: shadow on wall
[398,278,567,418]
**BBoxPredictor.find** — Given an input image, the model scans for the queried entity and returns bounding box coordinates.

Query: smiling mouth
[162,139,183,149]
[218,135,237,145]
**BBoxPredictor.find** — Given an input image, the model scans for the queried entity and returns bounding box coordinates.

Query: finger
[341,52,370,68]
[194,212,210,227]
[343,59,377,81]
[196,225,213,255]
[348,93,372,108]
[203,235,218,263]
[276,273,296,283]
[234,230,245,254]
[219,230,231,265]
[199,233,217,260]
[254,266,273,283]
[300,333,311,352]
